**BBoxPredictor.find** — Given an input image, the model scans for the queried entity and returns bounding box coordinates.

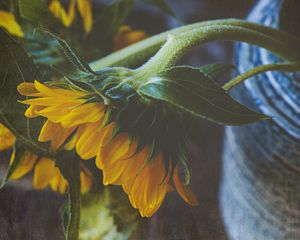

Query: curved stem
[135,25,300,78]
[89,19,300,70]
[223,63,300,91]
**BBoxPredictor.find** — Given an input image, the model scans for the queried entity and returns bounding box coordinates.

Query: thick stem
[223,63,300,91]
[135,25,300,78]
[56,154,81,240]
[66,175,81,240]
[89,19,300,70]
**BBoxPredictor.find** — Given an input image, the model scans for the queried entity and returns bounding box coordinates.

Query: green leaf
[0,141,26,189]
[141,0,176,17]
[0,29,47,154]
[138,66,269,125]
[197,63,235,79]
[56,151,81,240]
[18,0,48,22]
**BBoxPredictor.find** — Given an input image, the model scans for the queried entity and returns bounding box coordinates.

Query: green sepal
[32,29,97,81]
[138,65,270,125]
[0,140,26,189]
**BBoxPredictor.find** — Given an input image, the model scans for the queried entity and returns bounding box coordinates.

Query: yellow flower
[49,0,93,34]
[0,11,24,37]
[18,81,199,217]
[0,124,92,194]
[114,25,148,51]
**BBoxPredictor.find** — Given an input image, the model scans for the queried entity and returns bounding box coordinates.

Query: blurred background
[0,0,259,239]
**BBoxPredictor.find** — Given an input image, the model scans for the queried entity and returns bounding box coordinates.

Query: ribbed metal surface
[220,0,300,239]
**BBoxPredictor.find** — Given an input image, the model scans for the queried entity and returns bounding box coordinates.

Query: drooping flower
[18,79,199,217]
[0,11,24,37]
[114,25,148,51]
[0,123,92,194]
[49,0,93,33]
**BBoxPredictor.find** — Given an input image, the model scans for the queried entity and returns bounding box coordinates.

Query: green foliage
[18,0,48,23]
[138,66,269,125]
[0,29,47,154]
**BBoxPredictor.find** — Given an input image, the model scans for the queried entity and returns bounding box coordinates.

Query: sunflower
[49,0,93,34]
[18,79,198,217]
[0,123,92,194]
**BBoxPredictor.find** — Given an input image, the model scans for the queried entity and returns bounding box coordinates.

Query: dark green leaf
[197,63,235,79]
[0,29,47,154]
[0,141,26,189]
[138,66,269,125]
[141,0,176,17]
[18,0,48,22]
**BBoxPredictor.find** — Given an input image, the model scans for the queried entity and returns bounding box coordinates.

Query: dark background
[0,0,258,239]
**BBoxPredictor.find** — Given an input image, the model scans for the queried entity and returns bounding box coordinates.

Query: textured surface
[220,0,300,239]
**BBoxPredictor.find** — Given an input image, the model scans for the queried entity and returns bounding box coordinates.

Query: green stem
[89,19,300,70]
[56,153,81,240]
[66,175,81,240]
[135,25,300,78]
[223,63,300,91]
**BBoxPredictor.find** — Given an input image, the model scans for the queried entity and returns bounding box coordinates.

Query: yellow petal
[17,82,39,96]
[95,123,116,169]
[39,120,75,150]
[126,152,168,217]
[114,25,147,50]
[33,80,86,99]
[100,133,132,185]
[24,105,45,118]
[173,164,199,206]
[9,152,38,180]
[75,121,103,160]
[49,0,76,27]
[50,169,68,194]
[33,158,57,189]
[77,0,92,33]
[0,11,24,37]
[60,103,105,127]
[64,132,78,150]
[80,170,92,194]
[0,123,15,152]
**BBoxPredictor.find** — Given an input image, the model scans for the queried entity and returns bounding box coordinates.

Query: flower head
[18,75,199,217]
